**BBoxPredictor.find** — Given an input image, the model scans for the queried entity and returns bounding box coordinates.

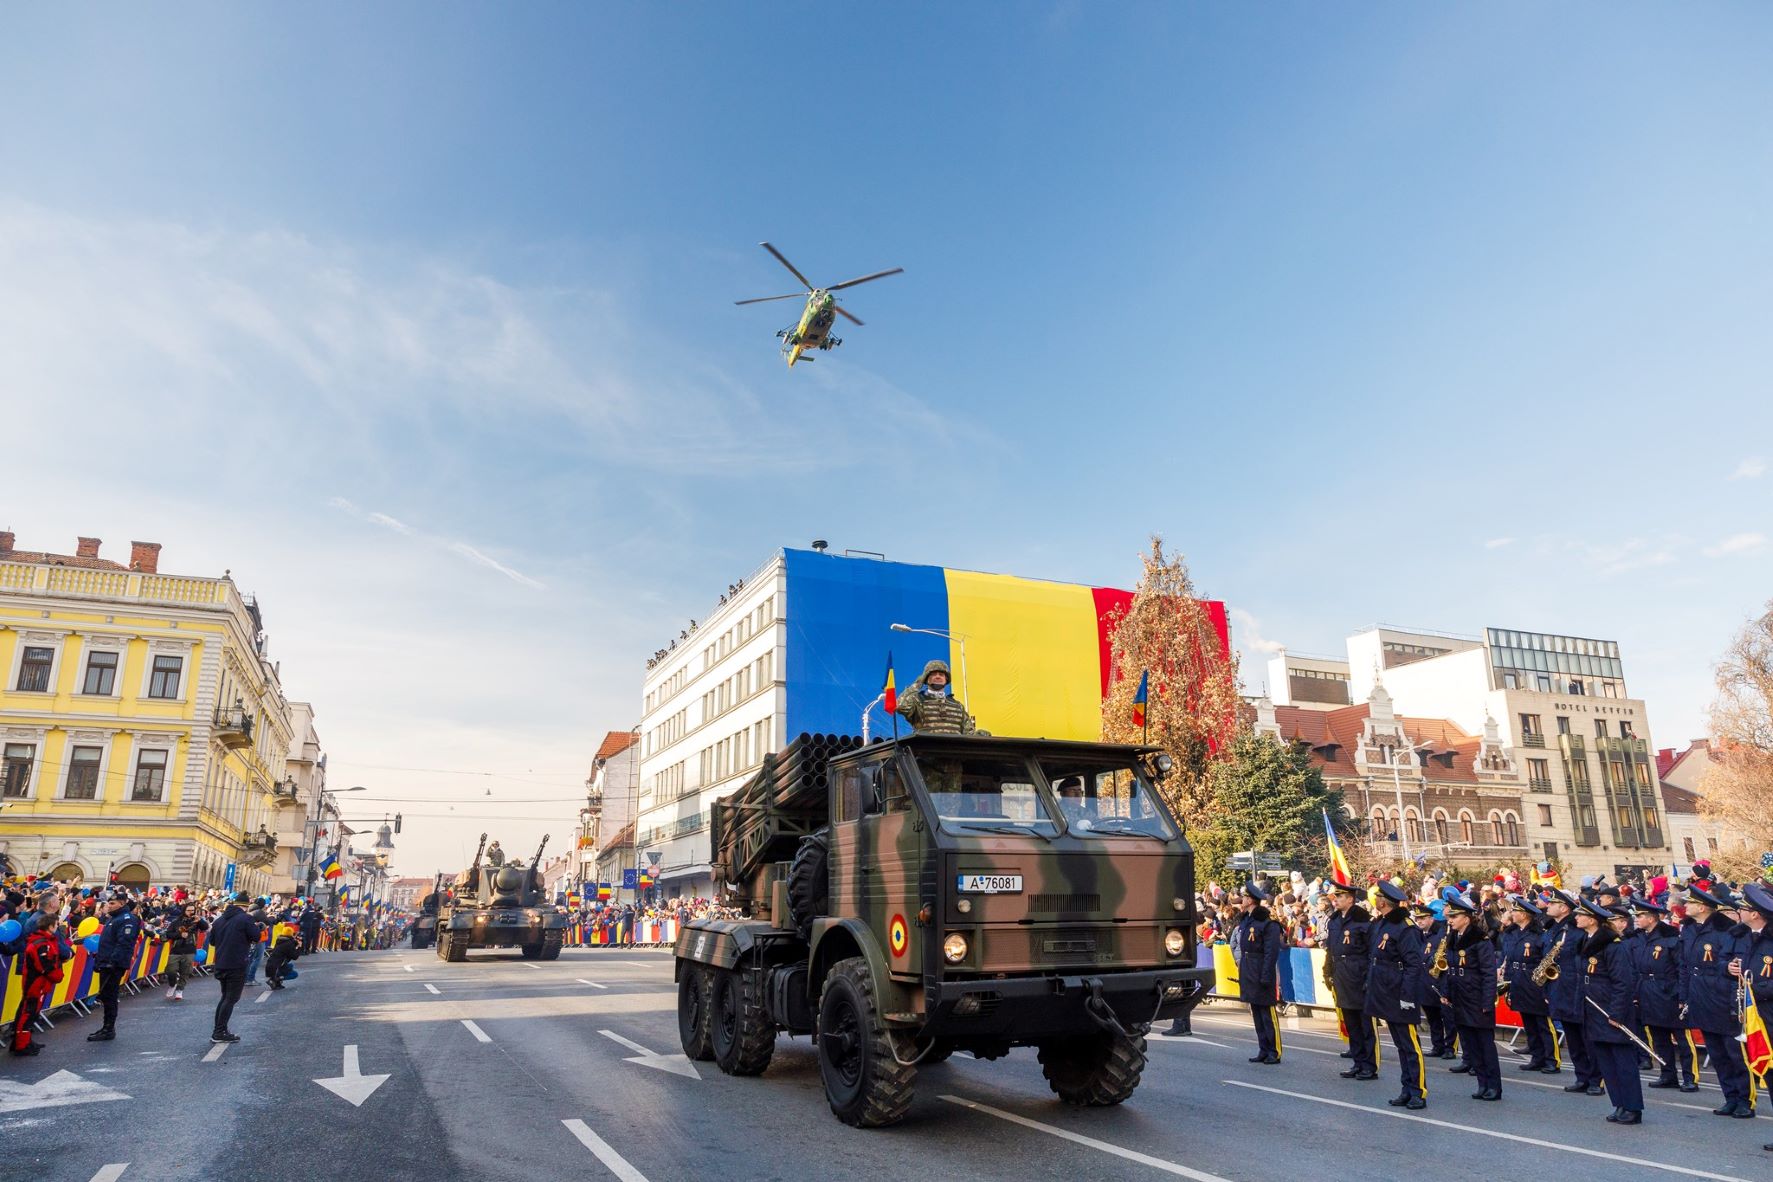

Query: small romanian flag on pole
[320,852,343,880]
[596,882,612,901]
[883,653,897,715]
[1323,809,1352,887]
[1132,670,1149,730]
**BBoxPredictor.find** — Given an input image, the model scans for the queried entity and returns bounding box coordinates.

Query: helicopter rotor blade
[827,267,904,292]
[759,242,816,291]
[833,304,864,326]
[734,293,810,306]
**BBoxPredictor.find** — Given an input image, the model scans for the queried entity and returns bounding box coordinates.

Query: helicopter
[735,242,903,367]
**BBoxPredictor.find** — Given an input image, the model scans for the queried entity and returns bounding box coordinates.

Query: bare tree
[1699,601,1773,862]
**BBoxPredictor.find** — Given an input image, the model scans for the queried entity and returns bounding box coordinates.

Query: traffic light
[394,813,402,834]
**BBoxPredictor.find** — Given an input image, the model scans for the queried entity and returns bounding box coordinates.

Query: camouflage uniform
[895,660,986,735]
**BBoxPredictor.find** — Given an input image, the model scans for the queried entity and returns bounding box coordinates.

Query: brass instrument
[1428,934,1451,978]
[1736,969,1751,1043]
[1531,931,1566,987]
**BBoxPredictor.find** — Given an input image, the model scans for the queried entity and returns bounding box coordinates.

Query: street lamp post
[1386,743,1435,863]
[889,623,970,703]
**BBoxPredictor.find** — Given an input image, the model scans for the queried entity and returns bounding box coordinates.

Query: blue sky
[4,4,1768,873]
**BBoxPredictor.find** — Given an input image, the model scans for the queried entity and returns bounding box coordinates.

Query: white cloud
[1702,532,1767,558]
[1483,537,1516,549]
[1566,537,1678,578]
[328,499,542,589]
[1729,458,1766,480]
[1231,607,1286,656]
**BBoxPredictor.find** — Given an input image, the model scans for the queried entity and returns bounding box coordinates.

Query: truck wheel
[520,943,543,959]
[711,967,776,1076]
[786,827,830,937]
[678,965,715,1061]
[817,957,914,1127]
[1036,1030,1146,1106]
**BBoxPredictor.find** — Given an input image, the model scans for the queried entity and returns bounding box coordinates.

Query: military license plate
[957,874,1023,893]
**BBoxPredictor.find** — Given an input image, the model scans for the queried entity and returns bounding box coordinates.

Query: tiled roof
[595,730,640,761]
[600,821,635,851]
[0,549,131,572]
[1660,783,1702,815]
[1269,703,1486,784]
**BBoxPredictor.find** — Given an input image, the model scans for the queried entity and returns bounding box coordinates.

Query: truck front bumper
[922,965,1212,1040]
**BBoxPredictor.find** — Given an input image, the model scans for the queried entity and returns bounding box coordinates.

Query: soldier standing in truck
[895,659,988,735]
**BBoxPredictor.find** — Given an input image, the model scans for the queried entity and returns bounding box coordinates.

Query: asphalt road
[4,948,1771,1182]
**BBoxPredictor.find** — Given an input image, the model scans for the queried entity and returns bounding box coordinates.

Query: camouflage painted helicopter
[735,242,903,367]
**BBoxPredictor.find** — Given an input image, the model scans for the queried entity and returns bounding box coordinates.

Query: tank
[435,833,570,962]
[410,872,446,949]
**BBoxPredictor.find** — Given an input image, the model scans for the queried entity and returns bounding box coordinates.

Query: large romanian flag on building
[1323,810,1352,887]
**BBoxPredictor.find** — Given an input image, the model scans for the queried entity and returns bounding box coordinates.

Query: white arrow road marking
[313,1045,390,1107]
[404,964,415,973]
[202,1042,230,1063]
[576,979,608,989]
[597,1029,700,1079]
[563,1119,650,1182]
[89,1166,128,1182]
[940,1095,1231,1181]
[0,1070,130,1115]
[461,1020,493,1043]
[424,984,441,995]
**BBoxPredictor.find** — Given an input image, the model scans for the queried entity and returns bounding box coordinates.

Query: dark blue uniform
[1501,919,1557,1071]
[1444,921,1501,1098]
[1367,905,1427,1105]
[1414,917,1456,1057]
[1582,928,1645,1120]
[90,904,141,1037]
[1682,912,1752,1112]
[1545,917,1601,1090]
[1235,905,1284,1062]
[1327,903,1376,1078]
[1630,920,1696,1088]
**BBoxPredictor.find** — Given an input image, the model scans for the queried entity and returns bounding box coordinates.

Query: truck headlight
[943,933,969,963]
[1164,929,1186,957]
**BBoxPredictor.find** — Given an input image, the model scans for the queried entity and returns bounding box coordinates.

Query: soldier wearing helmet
[896,660,988,736]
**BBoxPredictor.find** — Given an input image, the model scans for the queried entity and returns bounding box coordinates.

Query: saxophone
[1427,933,1451,978]
[1531,930,1566,987]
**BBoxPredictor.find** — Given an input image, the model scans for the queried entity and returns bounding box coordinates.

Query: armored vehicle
[409,873,447,950]
[435,834,569,962]
[674,732,1211,1127]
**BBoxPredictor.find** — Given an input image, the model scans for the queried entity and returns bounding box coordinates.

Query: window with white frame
[64,745,103,799]
[147,654,183,699]
[2,743,36,797]
[16,646,55,692]
[132,748,169,801]
[82,649,119,695]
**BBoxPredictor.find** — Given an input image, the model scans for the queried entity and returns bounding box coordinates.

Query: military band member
[1681,883,1755,1117]
[1368,881,1428,1109]
[1411,904,1456,1058]
[1575,897,1644,1124]
[1730,882,1773,1154]
[1629,898,1698,1091]
[1443,894,1501,1100]
[1545,888,1605,1095]
[1235,882,1284,1064]
[1501,896,1559,1073]
[1326,880,1377,1081]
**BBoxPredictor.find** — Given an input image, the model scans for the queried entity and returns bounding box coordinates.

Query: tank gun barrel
[471,832,488,868]
[529,834,550,894]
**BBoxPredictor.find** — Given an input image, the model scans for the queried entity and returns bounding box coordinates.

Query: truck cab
[674,734,1211,1127]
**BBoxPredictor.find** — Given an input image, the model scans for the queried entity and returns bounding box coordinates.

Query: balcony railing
[1522,733,1546,748]
[241,832,278,867]
[271,778,301,807]
[1559,734,1586,757]
[1528,777,1553,793]
[213,706,255,750]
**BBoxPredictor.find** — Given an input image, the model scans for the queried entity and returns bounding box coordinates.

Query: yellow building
[0,532,296,895]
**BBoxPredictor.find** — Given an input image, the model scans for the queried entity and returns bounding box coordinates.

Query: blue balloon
[0,919,20,943]
[83,934,101,953]
[194,948,208,964]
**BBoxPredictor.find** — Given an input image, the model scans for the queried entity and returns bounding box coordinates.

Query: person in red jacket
[9,910,66,1056]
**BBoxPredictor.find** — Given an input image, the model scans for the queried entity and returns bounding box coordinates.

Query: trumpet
[1736,970,1750,1043]
[1428,934,1451,978]
[1531,931,1566,987]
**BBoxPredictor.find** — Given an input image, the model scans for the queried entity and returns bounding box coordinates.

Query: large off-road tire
[817,957,915,1127]
[678,964,715,1061]
[1037,1030,1147,1106]
[786,827,830,937]
[710,967,776,1076]
[539,933,563,961]
[520,942,543,959]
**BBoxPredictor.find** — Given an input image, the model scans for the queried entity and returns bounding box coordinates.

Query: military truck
[674,732,1211,1127]
[409,873,447,950]
[435,833,570,962]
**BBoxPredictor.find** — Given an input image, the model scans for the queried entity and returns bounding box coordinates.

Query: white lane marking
[940,1095,1232,1181]
[424,984,441,995]
[404,964,415,973]
[1224,1080,1753,1182]
[89,1167,128,1182]
[255,990,273,1004]
[461,1020,493,1043]
[1149,1034,1232,1049]
[521,963,542,971]
[1506,1074,1771,1119]
[202,1042,229,1063]
[563,1118,650,1182]
[576,979,608,989]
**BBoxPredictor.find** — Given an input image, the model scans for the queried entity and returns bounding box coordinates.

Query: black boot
[86,1028,115,1042]
[1163,1019,1191,1037]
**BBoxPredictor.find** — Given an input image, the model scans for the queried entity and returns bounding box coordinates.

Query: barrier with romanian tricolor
[1,934,207,1028]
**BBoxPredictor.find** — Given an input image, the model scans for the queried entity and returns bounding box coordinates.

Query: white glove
[1399,1000,1417,1010]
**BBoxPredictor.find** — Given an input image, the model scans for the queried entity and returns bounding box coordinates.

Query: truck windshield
[1038,759,1175,840]
[915,753,1058,833]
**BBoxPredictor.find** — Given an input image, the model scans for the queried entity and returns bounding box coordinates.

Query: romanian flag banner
[638,871,653,889]
[336,885,350,906]
[1745,997,1772,1078]
[883,653,897,715]
[596,883,612,900]
[320,852,343,881]
[1132,669,1149,729]
[1323,810,1352,887]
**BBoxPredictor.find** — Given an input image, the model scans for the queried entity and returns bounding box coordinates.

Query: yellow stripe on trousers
[1410,1024,1426,1097]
